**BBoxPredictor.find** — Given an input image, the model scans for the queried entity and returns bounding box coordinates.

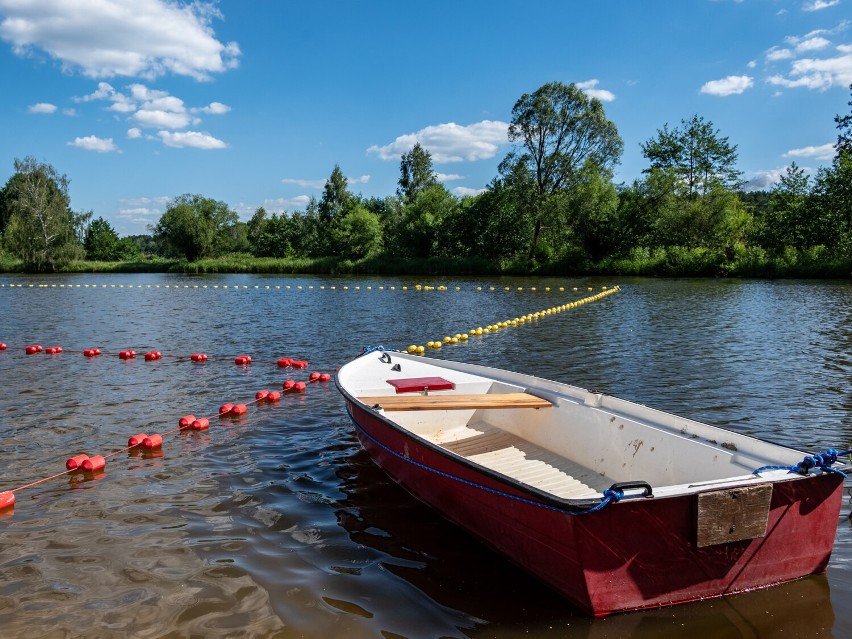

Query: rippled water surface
[0,274,850,638]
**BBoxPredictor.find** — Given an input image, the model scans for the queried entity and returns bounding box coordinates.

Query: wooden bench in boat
[357,392,552,411]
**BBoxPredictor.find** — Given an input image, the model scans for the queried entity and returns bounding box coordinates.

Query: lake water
[0,274,849,638]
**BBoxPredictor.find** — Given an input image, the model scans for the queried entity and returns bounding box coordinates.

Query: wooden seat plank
[358,392,552,411]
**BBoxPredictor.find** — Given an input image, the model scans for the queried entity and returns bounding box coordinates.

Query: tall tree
[641,114,741,196]
[84,216,122,260]
[151,194,238,261]
[1,157,85,270]
[398,142,438,203]
[504,81,623,256]
[319,165,350,224]
[835,83,852,157]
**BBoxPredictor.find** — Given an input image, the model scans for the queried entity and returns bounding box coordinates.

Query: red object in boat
[386,377,454,393]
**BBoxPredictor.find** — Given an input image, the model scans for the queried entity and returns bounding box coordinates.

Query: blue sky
[1,0,851,236]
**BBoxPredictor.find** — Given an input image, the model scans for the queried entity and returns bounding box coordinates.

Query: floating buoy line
[0,285,621,515]
[1,282,611,294]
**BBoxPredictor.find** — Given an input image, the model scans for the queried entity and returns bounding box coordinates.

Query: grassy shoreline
[1,248,850,278]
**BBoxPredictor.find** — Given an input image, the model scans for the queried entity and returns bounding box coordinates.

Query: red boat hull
[347,400,845,616]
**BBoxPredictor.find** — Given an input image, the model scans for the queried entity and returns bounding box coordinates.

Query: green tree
[394,184,458,258]
[84,216,122,260]
[151,194,238,261]
[504,81,623,256]
[332,206,383,259]
[811,152,852,254]
[1,157,85,270]
[761,163,811,251]
[398,142,438,203]
[835,84,852,156]
[641,114,741,197]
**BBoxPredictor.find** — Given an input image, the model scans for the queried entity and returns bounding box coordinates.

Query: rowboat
[336,348,850,616]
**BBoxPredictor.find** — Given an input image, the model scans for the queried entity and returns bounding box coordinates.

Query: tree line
[2,81,851,276]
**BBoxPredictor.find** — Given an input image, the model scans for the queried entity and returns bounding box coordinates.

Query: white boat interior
[340,351,813,501]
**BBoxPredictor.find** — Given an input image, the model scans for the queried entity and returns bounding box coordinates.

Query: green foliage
[151,194,238,261]
[394,184,458,258]
[641,114,742,196]
[504,81,623,256]
[332,206,382,259]
[0,157,85,271]
[398,143,438,203]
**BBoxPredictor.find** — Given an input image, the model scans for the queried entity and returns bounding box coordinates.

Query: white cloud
[133,108,194,129]
[766,23,852,90]
[121,195,170,207]
[803,0,840,11]
[576,79,616,102]
[742,169,788,191]
[368,120,509,163]
[349,175,370,185]
[282,177,326,189]
[784,142,836,159]
[700,75,754,96]
[236,196,311,216]
[0,0,241,80]
[452,186,486,197]
[766,47,794,62]
[117,207,161,223]
[158,130,227,149]
[28,102,57,113]
[437,173,465,182]
[796,36,832,52]
[194,101,230,114]
[127,127,142,139]
[68,135,118,152]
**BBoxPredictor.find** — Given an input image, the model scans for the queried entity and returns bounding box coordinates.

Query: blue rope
[753,448,852,478]
[360,345,387,356]
[347,408,620,515]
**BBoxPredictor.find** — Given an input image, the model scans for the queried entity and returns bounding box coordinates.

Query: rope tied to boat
[752,448,852,478]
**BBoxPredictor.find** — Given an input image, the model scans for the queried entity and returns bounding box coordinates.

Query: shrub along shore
[1,248,849,279]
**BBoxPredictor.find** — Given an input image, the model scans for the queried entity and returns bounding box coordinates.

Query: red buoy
[93,348,101,356]
[0,491,14,510]
[277,357,293,367]
[142,435,163,449]
[292,382,306,393]
[309,372,320,382]
[144,351,161,361]
[82,455,106,472]
[282,380,295,391]
[218,403,234,416]
[45,347,56,354]
[231,403,247,416]
[191,353,208,362]
[178,415,196,428]
[0,343,7,350]
[266,391,280,402]
[292,360,308,369]
[319,373,331,382]
[66,454,89,471]
[128,433,148,446]
[55,346,63,353]
[119,350,137,360]
[255,390,269,401]
[25,345,40,355]
[83,349,93,357]
[191,418,210,431]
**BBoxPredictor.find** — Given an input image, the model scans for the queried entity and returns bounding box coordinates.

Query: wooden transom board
[695,483,773,548]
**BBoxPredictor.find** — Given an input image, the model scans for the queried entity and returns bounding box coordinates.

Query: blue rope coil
[348,408,619,515]
[753,448,852,478]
